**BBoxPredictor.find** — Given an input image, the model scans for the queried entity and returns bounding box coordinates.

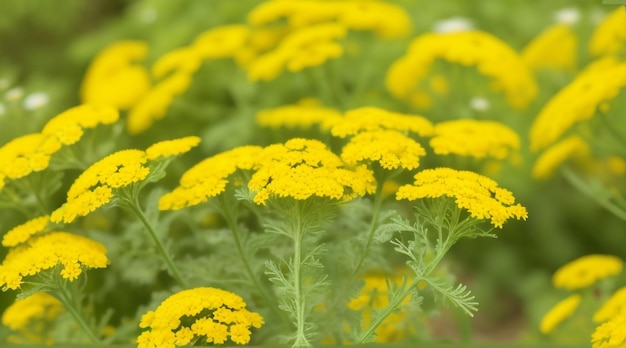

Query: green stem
[127,201,189,288]
[56,285,100,344]
[351,183,384,277]
[292,208,311,348]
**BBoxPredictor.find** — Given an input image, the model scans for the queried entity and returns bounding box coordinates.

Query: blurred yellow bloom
[594,286,626,323]
[2,292,64,344]
[41,104,120,145]
[429,119,520,160]
[396,168,527,228]
[590,6,626,57]
[152,46,202,79]
[330,106,433,138]
[256,98,342,130]
[80,41,151,110]
[592,312,626,348]
[386,30,537,109]
[0,133,61,180]
[0,232,108,290]
[531,136,589,179]
[552,254,623,291]
[340,130,426,170]
[522,24,577,72]
[2,215,50,247]
[192,25,250,59]
[137,287,263,347]
[540,294,581,334]
[145,136,201,160]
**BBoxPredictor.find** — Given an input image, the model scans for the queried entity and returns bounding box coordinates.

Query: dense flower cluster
[594,286,626,323]
[145,136,201,160]
[2,216,50,247]
[137,287,264,347]
[396,168,528,228]
[255,98,342,130]
[552,254,623,290]
[521,23,577,72]
[1,292,64,344]
[540,294,582,334]
[340,130,426,170]
[589,6,626,57]
[330,106,434,138]
[0,232,109,290]
[592,313,626,348]
[532,136,589,179]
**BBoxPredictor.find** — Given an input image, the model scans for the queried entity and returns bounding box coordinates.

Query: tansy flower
[340,130,426,170]
[590,6,626,57]
[429,119,520,160]
[594,286,626,323]
[159,145,264,211]
[0,133,61,180]
[145,136,201,160]
[151,47,202,79]
[592,312,626,348]
[192,25,250,59]
[552,254,623,291]
[540,294,582,334]
[2,215,50,247]
[248,138,376,205]
[330,106,434,138]
[80,41,151,110]
[522,24,577,72]
[0,232,109,290]
[1,292,64,344]
[137,287,264,347]
[531,136,589,179]
[386,30,537,109]
[396,168,528,228]
[41,104,120,145]
[255,98,342,130]
[529,60,626,151]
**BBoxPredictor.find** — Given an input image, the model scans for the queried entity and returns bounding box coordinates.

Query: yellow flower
[330,106,434,138]
[80,41,151,110]
[522,24,577,72]
[594,286,626,323]
[41,104,120,145]
[248,138,376,205]
[1,292,64,343]
[386,30,537,109]
[540,294,581,334]
[145,136,201,160]
[0,232,108,290]
[336,0,411,38]
[191,25,250,59]
[159,146,264,210]
[429,119,520,160]
[531,136,589,179]
[590,6,626,57]
[529,61,626,151]
[255,98,342,130]
[0,133,61,180]
[152,46,202,79]
[396,168,527,228]
[592,312,626,348]
[137,287,263,348]
[51,149,149,223]
[552,254,623,291]
[340,130,426,170]
[2,216,50,247]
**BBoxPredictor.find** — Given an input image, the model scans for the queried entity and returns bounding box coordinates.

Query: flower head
[0,232,109,290]
[192,25,250,59]
[531,136,589,179]
[592,312,626,348]
[552,254,623,291]
[2,216,50,247]
[330,106,433,138]
[522,24,577,72]
[590,6,626,57]
[248,138,376,204]
[2,292,64,343]
[137,287,264,348]
[146,136,201,160]
[429,119,520,160]
[41,104,120,145]
[540,294,581,334]
[340,130,426,170]
[396,168,527,228]
[0,133,61,180]
[255,98,342,130]
[594,286,626,323]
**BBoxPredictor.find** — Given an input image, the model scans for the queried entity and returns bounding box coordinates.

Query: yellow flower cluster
[540,294,581,334]
[522,24,577,72]
[248,138,376,204]
[80,41,151,110]
[0,232,108,290]
[2,215,50,247]
[590,6,626,57]
[396,168,528,228]
[248,0,411,39]
[594,286,626,323]
[330,106,434,138]
[592,313,626,348]
[386,30,537,109]
[532,136,589,179]
[159,145,263,210]
[0,104,119,184]
[429,119,520,160]
[340,130,426,170]
[255,98,342,130]
[552,254,623,291]
[1,292,64,344]
[529,61,626,151]
[137,287,264,347]
[146,136,201,160]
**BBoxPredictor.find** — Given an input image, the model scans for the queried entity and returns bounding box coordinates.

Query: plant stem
[291,204,311,348]
[352,182,384,277]
[56,285,100,344]
[127,201,189,288]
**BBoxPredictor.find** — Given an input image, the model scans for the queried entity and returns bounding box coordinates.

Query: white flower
[23,92,49,110]
[5,87,24,101]
[470,97,490,112]
[433,17,474,33]
[554,7,580,25]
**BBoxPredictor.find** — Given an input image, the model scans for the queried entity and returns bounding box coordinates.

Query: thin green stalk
[56,285,100,344]
[291,211,311,348]
[127,201,189,288]
[351,182,384,277]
